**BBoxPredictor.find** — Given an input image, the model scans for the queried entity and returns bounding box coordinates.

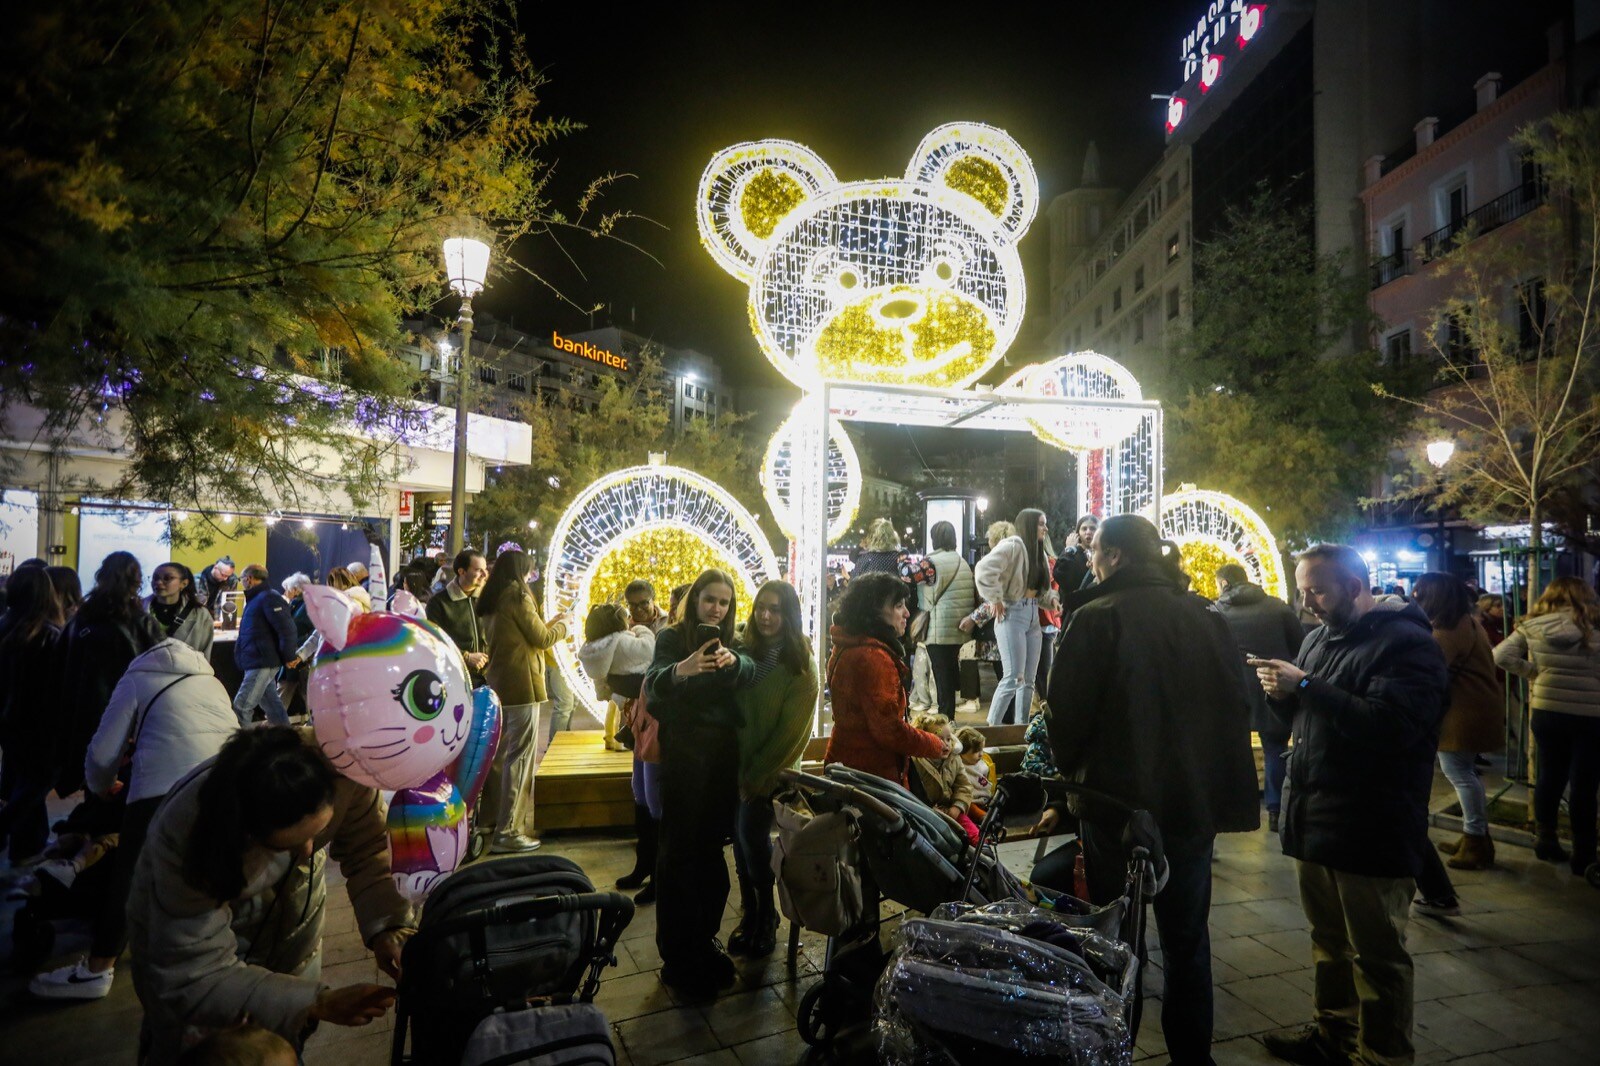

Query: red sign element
[398,490,414,520]
[1238,4,1265,48]
[1200,54,1223,92]
[1165,96,1187,134]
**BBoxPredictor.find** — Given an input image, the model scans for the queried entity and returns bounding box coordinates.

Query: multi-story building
[402,317,732,433]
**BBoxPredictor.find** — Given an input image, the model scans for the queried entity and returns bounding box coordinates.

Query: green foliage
[467,352,762,552]
[1160,187,1423,544]
[1379,107,1600,583]
[0,0,618,531]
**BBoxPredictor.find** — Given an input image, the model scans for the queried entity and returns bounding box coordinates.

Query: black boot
[744,892,779,957]
[617,806,657,890]
[1535,829,1570,863]
[727,873,760,955]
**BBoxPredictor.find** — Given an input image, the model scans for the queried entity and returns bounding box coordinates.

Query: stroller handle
[421,890,636,942]
[776,768,904,829]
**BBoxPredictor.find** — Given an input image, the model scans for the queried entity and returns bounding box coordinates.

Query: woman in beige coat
[1412,573,1504,870]
[479,550,569,853]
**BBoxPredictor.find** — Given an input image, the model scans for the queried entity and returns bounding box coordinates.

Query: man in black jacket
[1214,563,1308,832]
[425,549,489,687]
[1045,514,1259,1066]
[1250,544,1448,1066]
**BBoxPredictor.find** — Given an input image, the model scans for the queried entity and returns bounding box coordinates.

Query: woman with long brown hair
[1494,576,1600,874]
[974,507,1050,725]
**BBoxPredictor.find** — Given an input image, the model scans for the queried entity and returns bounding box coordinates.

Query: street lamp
[443,236,491,555]
[1426,439,1455,572]
[976,496,989,513]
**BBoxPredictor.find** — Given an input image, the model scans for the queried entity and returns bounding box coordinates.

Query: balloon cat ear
[389,590,424,619]
[304,586,358,650]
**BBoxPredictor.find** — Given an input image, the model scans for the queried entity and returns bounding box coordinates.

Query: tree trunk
[1524,501,1542,817]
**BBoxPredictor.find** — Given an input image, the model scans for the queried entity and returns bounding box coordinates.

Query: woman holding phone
[643,568,755,999]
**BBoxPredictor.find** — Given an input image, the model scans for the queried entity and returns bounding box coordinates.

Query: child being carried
[577,603,657,752]
[910,712,981,846]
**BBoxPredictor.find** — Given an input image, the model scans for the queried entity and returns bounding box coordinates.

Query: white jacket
[85,638,238,803]
[974,536,1033,605]
[578,625,657,679]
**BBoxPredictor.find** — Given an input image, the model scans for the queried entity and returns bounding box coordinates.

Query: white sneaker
[490,833,543,854]
[29,959,114,1000]
[956,700,980,715]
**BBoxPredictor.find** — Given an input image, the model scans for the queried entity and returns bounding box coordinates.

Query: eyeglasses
[151,574,179,583]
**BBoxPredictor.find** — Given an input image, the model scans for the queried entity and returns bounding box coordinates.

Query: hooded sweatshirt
[1494,611,1600,717]
[85,638,238,803]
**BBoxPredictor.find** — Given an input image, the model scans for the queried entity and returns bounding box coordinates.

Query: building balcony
[1370,249,1415,288]
[1371,181,1544,290]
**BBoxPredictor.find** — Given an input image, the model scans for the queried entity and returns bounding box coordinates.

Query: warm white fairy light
[761,398,860,543]
[1000,351,1146,452]
[545,463,780,713]
[1159,486,1286,601]
[698,122,1038,390]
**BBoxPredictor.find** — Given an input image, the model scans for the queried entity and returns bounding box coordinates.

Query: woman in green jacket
[643,568,754,998]
[731,581,818,958]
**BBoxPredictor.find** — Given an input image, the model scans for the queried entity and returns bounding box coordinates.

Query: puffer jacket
[1494,611,1600,717]
[126,729,412,1064]
[144,598,215,658]
[912,749,975,813]
[919,550,977,646]
[1214,582,1307,740]
[578,626,657,681]
[85,638,237,803]
[1278,600,1449,877]
[234,584,298,671]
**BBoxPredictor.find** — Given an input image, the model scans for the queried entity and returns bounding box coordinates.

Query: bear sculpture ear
[908,123,1038,244]
[697,140,836,281]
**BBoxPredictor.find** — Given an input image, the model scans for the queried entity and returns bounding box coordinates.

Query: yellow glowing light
[762,398,861,543]
[1001,351,1146,452]
[1160,487,1287,601]
[545,463,780,713]
[698,122,1038,390]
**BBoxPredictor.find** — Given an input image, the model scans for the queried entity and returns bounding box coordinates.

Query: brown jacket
[484,588,568,706]
[912,749,976,813]
[1434,615,1505,753]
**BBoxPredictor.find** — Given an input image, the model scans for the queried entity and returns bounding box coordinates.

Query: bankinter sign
[552,331,629,372]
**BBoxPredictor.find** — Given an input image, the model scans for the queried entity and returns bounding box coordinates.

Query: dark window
[1166,232,1181,263]
[1166,287,1181,320]
[1133,265,1145,293]
[478,365,498,385]
[1385,330,1412,365]
[1094,306,1103,328]
[1518,278,1547,354]
[1112,287,1123,312]
[507,373,528,392]
[1447,183,1469,226]
[1134,314,1145,343]
[1445,314,1474,364]
[1166,171,1180,205]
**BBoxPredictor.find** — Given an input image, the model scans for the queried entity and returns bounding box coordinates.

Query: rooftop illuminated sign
[1167,2,1267,134]
[551,330,629,372]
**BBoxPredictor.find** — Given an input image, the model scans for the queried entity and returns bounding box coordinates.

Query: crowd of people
[1,508,1597,1063]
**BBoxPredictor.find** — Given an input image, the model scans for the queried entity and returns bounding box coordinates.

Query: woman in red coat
[825,573,947,786]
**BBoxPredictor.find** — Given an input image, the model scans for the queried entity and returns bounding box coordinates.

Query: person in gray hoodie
[1494,576,1600,874]
[125,727,413,1063]
[30,637,238,1002]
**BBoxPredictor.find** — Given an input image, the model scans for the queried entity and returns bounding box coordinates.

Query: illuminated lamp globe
[442,237,491,298]
[1426,440,1455,469]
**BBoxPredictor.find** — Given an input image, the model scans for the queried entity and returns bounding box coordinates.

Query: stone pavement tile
[1220,974,1311,1028]
[664,1049,740,1065]
[1132,1012,1167,1060]
[614,1004,723,1066]
[1211,935,1299,978]
[700,985,796,1046]
[1239,897,1310,933]
[1246,929,1309,963]
[1498,1038,1599,1066]
[1209,901,1275,939]
[1412,1031,1455,1065]
[305,1025,390,1065]
[1208,1035,1283,1063]
[731,1026,811,1065]
[1414,998,1521,1057]
[1440,989,1584,1046]
[1415,948,1533,997]
[1208,878,1261,906]
[1506,940,1600,983]
[1499,981,1600,1035]
[1432,946,1551,993]
[594,967,682,1022]
[1210,984,1277,1040]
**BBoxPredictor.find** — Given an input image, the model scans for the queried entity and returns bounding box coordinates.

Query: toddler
[910,712,980,846]
[956,726,996,820]
[577,604,656,752]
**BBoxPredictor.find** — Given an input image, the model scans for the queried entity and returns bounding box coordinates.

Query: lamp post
[1426,439,1455,572]
[442,237,491,555]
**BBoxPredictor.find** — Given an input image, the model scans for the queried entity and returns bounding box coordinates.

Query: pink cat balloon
[305,586,501,901]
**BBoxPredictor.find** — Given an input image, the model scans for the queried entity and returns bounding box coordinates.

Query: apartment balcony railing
[1371,181,1545,290]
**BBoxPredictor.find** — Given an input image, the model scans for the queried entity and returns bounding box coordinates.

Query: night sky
[485,2,1201,388]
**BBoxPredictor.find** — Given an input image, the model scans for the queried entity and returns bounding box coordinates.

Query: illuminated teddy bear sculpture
[698,123,1037,390]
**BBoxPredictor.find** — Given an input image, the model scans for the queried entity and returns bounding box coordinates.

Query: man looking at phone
[1250,544,1447,1066]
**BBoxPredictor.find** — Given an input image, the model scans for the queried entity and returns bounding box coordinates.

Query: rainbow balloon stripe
[387,779,467,873]
[321,612,451,664]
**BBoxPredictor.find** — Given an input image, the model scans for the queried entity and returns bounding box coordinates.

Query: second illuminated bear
[697,123,1038,390]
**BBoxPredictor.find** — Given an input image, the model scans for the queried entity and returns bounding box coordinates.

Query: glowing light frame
[1159,487,1286,601]
[544,463,780,714]
[1000,351,1147,452]
[762,398,861,543]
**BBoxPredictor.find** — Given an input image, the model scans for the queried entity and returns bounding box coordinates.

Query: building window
[1166,171,1180,205]
[1166,287,1181,320]
[1134,313,1145,343]
[507,372,528,392]
[1166,232,1181,263]
[1517,278,1547,354]
[1133,265,1145,293]
[478,365,498,385]
[1094,306,1103,328]
[1384,329,1412,365]
[1112,287,1122,312]
[1444,313,1475,364]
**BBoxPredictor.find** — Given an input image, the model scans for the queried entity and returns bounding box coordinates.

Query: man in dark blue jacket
[1250,544,1448,1066]
[232,564,300,728]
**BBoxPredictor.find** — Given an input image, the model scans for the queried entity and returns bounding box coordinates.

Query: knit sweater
[736,657,819,798]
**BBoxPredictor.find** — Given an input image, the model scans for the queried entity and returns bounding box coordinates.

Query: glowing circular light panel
[1159,488,1286,601]
[545,464,780,713]
[762,400,861,543]
[1002,351,1146,452]
[698,123,1038,390]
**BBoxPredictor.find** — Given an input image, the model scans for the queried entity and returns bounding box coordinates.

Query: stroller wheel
[11,906,55,970]
[797,981,842,1048]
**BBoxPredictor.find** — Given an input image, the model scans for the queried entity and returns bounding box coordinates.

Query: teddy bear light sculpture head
[698,123,1037,390]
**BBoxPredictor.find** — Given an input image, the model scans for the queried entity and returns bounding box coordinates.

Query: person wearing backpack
[918,521,977,718]
[29,637,237,1001]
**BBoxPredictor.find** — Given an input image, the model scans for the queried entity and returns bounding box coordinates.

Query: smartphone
[695,623,723,651]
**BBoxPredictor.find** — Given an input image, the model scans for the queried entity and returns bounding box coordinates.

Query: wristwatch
[1297,676,1312,691]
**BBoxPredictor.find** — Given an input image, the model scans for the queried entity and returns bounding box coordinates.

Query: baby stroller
[773,766,1162,1060]
[391,854,634,1066]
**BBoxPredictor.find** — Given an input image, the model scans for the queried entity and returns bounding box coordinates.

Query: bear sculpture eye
[838,269,859,290]
[393,670,445,721]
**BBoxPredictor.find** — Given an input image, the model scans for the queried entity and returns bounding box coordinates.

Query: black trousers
[0,747,53,862]
[1415,831,1456,901]
[925,643,961,717]
[1082,821,1218,1066]
[655,720,739,969]
[1532,709,1600,860]
[92,794,162,959]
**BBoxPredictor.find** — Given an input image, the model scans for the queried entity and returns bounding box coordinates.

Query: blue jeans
[988,600,1041,726]
[545,663,574,735]
[632,752,663,819]
[1437,750,1487,836]
[233,667,290,728]
[1261,735,1290,814]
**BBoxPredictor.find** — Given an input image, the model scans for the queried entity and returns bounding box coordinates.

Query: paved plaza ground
[4,772,1599,1066]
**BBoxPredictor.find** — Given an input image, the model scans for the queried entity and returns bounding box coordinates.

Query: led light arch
[1159,487,1286,601]
[698,123,1039,390]
[545,463,780,713]
[1000,351,1146,452]
[762,398,861,544]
